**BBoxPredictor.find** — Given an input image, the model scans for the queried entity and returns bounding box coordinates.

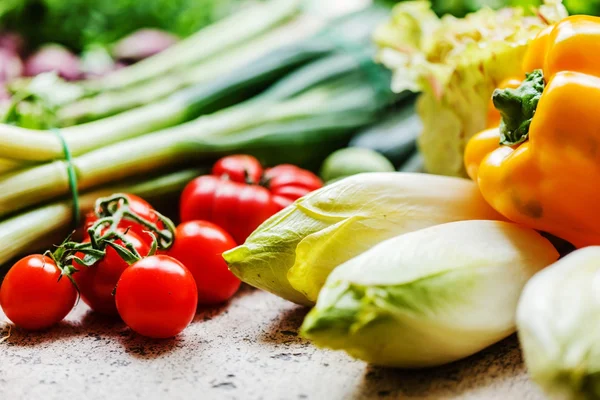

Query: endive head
[517,247,600,400]
[301,220,559,368]
[223,172,502,305]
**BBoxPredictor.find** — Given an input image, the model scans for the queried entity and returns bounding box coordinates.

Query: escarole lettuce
[374,0,567,177]
[517,247,600,400]
[224,172,502,305]
[301,220,559,368]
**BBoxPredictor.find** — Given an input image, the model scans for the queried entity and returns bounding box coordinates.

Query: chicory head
[224,172,502,305]
[301,220,559,368]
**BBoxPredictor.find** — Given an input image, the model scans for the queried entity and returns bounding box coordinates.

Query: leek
[54,2,390,125]
[57,15,323,125]
[0,58,398,218]
[1,5,390,163]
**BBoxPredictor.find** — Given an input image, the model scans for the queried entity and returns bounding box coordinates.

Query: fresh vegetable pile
[3,1,600,399]
[223,2,600,398]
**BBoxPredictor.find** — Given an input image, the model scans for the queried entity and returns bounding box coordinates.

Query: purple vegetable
[0,32,25,55]
[0,48,23,82]
[113,29,178,62]
[24,44,81,81]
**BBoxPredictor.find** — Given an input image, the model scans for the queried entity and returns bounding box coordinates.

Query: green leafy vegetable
[301,220,559,368]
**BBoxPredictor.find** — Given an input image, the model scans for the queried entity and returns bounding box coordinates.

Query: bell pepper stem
[493,69,545,146]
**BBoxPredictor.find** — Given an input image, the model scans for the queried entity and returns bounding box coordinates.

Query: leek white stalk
[301,220,559,368]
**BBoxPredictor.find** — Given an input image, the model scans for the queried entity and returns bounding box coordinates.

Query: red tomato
[167,221,239,305]
[115,255,198,339]
[72,230,151,316]
[212,155,263,184]
[263,164,323,210]
[180,175,279,244]
[0,255,77,330]
[84,194,163,244]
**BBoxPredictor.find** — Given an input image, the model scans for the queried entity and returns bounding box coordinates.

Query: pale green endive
[300,220,559,368]
[224,172,503,305]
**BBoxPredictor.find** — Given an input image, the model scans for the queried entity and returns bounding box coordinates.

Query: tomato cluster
[0,156,323,339]
[0,194,236,338]
[181,155,322,244]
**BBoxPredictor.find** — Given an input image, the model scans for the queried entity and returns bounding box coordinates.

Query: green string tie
[51,128,80,228]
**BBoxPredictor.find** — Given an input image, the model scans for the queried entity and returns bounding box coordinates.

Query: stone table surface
[0,285,546,400]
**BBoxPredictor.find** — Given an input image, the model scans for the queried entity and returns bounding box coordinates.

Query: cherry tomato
[180,175,279,244]
[263,164,323,209]
[73,230,150,316]
[0,255,77,330]
[212,155,263,184]
[84,194,163,244]
[167,221,239,305]
[115,255,198,339]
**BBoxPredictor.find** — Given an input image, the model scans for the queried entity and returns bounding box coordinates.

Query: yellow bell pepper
[465,15,600,248]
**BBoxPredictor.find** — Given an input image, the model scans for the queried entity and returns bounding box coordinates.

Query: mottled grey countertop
[0,285,545,400]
